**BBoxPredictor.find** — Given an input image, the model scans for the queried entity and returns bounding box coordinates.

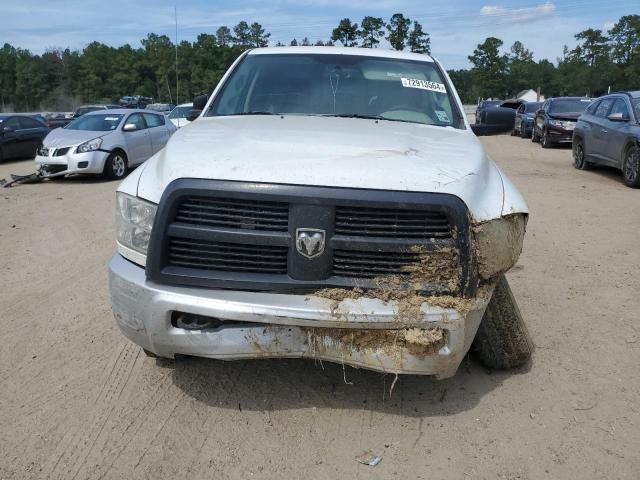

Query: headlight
[116,192,157,266]
[548,119,563,128]
[473,214,527,279]
[76,137,102,153]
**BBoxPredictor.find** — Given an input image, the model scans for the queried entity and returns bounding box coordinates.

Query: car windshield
[65,114,124,131]
[525,103,542,113]
[169,106,192,119]
[209,53,461,128]
[481,101,501,108]
[550,99,590,114]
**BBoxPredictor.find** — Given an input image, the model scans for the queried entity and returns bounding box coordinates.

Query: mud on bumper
[109,254,494,379]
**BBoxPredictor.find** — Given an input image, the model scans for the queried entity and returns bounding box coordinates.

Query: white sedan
[35,109,177,179]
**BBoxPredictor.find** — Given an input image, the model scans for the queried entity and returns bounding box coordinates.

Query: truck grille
[168,238,287,274]
[147,180,474,295]
[335,206,452,239]
[176,196,288,231]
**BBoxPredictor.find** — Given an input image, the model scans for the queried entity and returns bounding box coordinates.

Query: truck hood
[43,128,111,148]
[135,115,517,222]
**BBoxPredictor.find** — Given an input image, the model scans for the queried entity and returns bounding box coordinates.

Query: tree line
[0,14,638,111]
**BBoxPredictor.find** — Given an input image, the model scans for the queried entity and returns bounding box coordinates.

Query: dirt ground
[1,135,638,479]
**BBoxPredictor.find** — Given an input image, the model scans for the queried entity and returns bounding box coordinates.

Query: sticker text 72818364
[401,78,447,94]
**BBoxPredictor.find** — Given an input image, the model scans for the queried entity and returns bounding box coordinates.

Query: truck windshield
[66,114,124,131]
[550,99,591,114]
[209,53,461,128]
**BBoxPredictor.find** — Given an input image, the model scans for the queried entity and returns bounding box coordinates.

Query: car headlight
[473,214,527,279]
[548,119,563,128]
[76,137,102,153]
[116,192,157,266]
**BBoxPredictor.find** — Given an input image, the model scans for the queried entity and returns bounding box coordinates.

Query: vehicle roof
[175,103,193,107]
[82,108,149,115]
[247,46,436,63]
[549,96,591,101]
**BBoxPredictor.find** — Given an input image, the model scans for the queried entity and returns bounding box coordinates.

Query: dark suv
[573,91,640,188]
[532,97,592,148]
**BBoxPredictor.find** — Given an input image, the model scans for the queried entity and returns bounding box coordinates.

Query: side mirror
[2,126,13,134]
[186,109,201,122]
[193,94,208,111]
[123,123,137,132]
[607,112,628,122]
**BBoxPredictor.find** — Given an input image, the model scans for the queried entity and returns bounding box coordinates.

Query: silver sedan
[34,109,177,179]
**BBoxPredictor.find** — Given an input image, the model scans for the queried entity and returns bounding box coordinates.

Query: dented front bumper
[109,254,494,379]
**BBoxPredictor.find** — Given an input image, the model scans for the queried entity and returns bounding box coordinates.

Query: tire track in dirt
[45,342,139,480]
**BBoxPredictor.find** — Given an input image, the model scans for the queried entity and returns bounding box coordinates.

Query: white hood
[43,128,109,148]
[134,115,524,222]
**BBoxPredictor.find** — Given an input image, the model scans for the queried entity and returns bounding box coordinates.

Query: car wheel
[103,151,128,180]
[572,139,591,170]
[520,126,528,139]
[472,275,534,370]
[622,145,640,188]
[510,128,518,136]
[531,126,540,143]
[541,129,553,148]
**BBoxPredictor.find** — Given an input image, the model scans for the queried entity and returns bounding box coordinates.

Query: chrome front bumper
[109,254,494,379]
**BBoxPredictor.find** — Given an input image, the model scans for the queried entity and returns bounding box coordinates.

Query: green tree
[468,37,508,98]
[233,21,251,47]
[386,13,411,51]
[359,16,385,48]
[609,15,640,64]
[0,43,17,110]
[408,21,430,54]
[331,18,358,47]
[249,22,270,47]
[571,28,609,67]
[216,26,232,47]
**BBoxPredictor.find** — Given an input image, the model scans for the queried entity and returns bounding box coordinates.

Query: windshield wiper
[321,113,416,124]
[231,111,277,116]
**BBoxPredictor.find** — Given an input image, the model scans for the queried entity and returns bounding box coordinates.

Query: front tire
[520,126,529,138]
[541,129,553,148]
[573,139,591,170]
[472,275,534,370]
[622,145,640,188]
[103,151,128,180]
[531,126,540,143]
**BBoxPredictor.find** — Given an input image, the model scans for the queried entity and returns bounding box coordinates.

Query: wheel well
[110,148,128,162]
[623,139,637,158]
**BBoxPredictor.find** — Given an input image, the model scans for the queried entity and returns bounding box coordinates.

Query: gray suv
[573,91,640,188]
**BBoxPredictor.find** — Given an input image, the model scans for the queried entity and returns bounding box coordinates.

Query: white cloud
[480,1,556,24]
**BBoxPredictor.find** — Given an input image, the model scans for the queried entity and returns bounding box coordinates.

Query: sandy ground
[0,136,638,479]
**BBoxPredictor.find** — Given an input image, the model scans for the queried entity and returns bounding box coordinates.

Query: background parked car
[532,97,592,148]
[43,112,73,129]
[73,104,120,118]
[473,99,521,135]
[145,103,175,115]
[119,95,153,109]
[0,114,50,161]
[475,99,502,124]
[513,102,543,138]
[34,109,177,179]
[168,103,193,128]
[573,91,640,188]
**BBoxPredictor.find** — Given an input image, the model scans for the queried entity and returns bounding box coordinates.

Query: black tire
[622,145,640,188]
[531,126,540,143]
[510,128,518,136]
[520,126,528,139]
[573,138,591,170]
[541,129,553,148]
[142,348,158,358]
[472,275,534,370]
[103,151,128,180]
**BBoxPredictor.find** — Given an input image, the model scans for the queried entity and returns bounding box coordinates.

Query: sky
[2,0,637,69]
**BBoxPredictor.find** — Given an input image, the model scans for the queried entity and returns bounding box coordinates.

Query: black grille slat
[335,206,452,239]
[332,250,422,278]
[167,238,287,274]
[176,196,289,232]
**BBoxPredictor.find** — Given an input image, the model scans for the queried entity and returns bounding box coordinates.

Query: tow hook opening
[171,312,259,331]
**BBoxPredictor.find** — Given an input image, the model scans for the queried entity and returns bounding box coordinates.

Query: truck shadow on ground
[168,354,531,417]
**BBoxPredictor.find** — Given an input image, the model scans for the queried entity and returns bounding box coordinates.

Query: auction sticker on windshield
[401,78,447,93]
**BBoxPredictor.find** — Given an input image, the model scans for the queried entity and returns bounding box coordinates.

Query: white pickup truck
[109,47,532,379]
